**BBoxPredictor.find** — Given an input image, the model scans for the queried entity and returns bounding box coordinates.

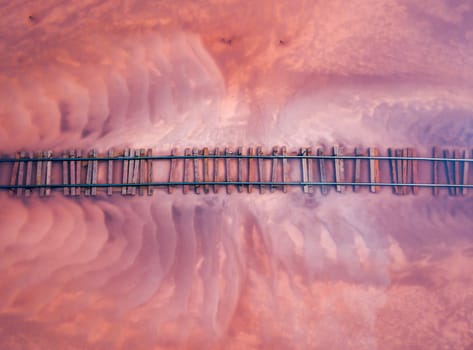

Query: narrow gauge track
[1,146,472,197]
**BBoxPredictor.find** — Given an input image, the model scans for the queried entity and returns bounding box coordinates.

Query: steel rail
[0,155,473,162]
[2,182,473,190]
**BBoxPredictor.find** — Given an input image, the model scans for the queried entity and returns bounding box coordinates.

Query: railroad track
[1,146,472,197]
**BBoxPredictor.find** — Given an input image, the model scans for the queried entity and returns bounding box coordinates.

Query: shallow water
[0,1,472,349]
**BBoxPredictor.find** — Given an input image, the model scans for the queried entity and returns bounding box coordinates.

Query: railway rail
[1,146,472,197]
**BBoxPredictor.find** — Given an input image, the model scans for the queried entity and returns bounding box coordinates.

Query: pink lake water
[0,1,473,349]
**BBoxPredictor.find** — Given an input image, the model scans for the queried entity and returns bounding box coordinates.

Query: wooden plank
[45,151,52,196]
[203,147,210,193]
[147,149,153,196]
[75,150,82,196]
[36,152,44,197]
[369,147,379,193]
[406,148,413,195]
[270,146,278,193]
[183,148,190,194]
[225,147,232,194]
[237,147,243,193]
[307,148,314,194]
[257,146,265,194]
[127,149,135,195]
[130,149,140,195]
[411,148,419,195]
[85,150,93,196]
[395,149,403,195]
[193,148,201,194]
[281,146,287,193]
[139,149,146,196]
[301,148,309,193]
[122,149,129,195]
[17,152,26,197]
[69,150,76,196]
[318,148,328,195]
[213,148,220,193]
[333,145,345,193]
[300,147,314,193]
[353,148,362,192]
[398,149,404,194]
[91,149,98,196]
[248,147,254,193]
[9,153,20,194]
[443,149,454,196]
[25,152,33,197]
[402,148,408,195]
[462,149,469,196]
[39,151,47,197]
[433,147,440,196]
[454,149,461,196]
[168,148,177,194]
[107,149,113,195]
[388,148,398,194]
[62,151,69,196]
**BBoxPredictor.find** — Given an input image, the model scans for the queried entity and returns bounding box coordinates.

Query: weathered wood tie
[353,147,362,192]
[75,150,82,196]
[193,148,200,194]
[168,148,177,194]
[443,149,454,196]
[183,148,190,194]
[432,147,440,196]
[85,151,93,196]
[462,149,470,196]
[16,152,26,197]
[318,148,328,195]
[107,149,114,195]
[139,149,146,196]
[25,152,33,197]
[307,148,314,194]
[388,148,397,194]
[213,148,219,194]
[9,153,20,194]
[131,149,140,195]
[281,146,288,193]
[248,147,254,193]
[411,148,419,195]
[237,147,244,193]
[225,148,232,194]
[257,146,265,194]
[271,146,278,193]
[333,145,345,193]
[147,149,153,196]
[395,149,403,195]
[300,148,309,193]
[122,149,129,195]
[454,149,461,196]
[203,147,210,194]
[63,151,69,196]
[39,151,47,197]
[45,151,52,196]
[369,147,379,193]
[69,150,76,196]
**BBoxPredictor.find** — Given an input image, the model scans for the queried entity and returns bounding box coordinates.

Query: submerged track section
[1,146,472,197]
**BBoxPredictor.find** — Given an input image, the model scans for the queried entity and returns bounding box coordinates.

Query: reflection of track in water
[2,146,472,196]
